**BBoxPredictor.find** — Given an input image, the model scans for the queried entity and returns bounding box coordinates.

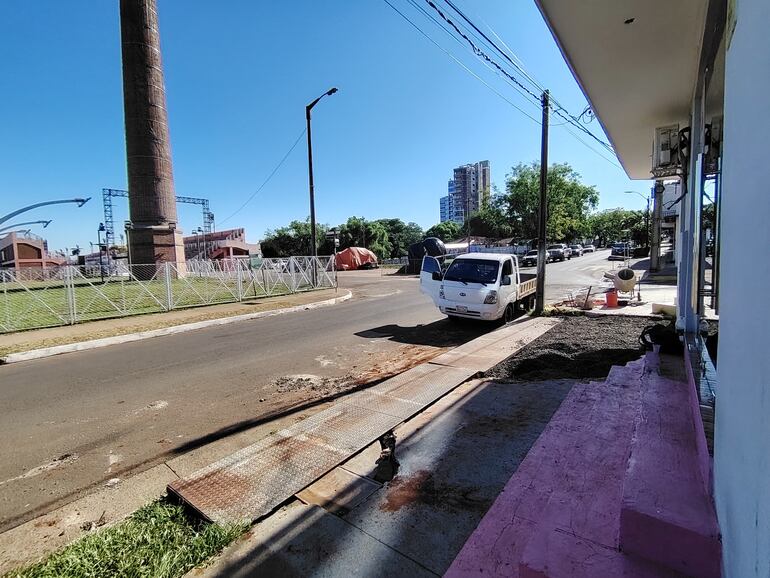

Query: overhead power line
[219,128,307,225]
[426,0,542,105]
[432,0,616,156]
[404,0,544,112]
[380,0,541,124]
[440,0,546,95]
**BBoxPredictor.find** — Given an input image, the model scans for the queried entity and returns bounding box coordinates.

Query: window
[444,259,500,285]
[421,256,441,274]
[501,259,512,277]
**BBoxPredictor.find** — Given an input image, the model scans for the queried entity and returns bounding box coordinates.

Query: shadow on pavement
[202,378,575,577]
[354,318,492,347]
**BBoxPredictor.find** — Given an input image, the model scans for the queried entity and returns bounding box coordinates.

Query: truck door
[419,256,442,305]
[498,257,516,307]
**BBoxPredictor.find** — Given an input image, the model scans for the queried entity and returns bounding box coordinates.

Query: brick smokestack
[120,0,185,267]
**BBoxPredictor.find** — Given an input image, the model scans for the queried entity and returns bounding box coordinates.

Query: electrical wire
[219,128,307,225]
[380,0,541,124]
[385,0,623,169]
[425,0,542,105]
[405,0,544,113]
[435,0,615,155]
[441,0,545,95]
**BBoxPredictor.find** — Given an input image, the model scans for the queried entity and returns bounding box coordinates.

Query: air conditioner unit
[653,124,680,171]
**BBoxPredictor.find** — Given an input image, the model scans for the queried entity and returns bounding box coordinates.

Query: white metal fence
[0,257,336,333]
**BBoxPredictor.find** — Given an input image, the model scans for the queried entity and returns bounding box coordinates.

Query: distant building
[0,232,64,271]
[439,195,452,223]
[182,227,260,261]
[443,160,491,224]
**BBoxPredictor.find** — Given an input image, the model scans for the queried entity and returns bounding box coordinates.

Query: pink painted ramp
[446,370,642,577]
[619,371,721,578]
[446,352,720,578]
[519,524,682,578]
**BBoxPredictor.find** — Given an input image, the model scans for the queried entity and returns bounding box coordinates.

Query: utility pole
[534,91,550,314]
[651,182,664,271]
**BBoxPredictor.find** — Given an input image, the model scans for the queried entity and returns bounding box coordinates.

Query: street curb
[0,290,352,365]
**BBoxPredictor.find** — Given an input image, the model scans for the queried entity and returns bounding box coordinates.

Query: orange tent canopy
[334,247,378,270]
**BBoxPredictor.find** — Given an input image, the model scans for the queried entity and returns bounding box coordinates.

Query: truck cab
[420,253,537,323]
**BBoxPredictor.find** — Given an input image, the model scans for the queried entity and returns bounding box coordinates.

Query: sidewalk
[0,289,344,359]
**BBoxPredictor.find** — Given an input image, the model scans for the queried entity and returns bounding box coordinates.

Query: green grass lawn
[0,274,302,332]
[5,499,245,578]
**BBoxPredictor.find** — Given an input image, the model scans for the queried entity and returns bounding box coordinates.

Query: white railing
[0,256,336,333]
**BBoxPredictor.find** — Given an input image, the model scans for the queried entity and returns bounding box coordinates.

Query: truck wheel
[503,304,515,324]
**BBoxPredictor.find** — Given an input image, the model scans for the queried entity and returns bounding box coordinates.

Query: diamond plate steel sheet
[342,390,423,419]
[371,365,476,406]
[168,323,558,525]
[168,436,344,525]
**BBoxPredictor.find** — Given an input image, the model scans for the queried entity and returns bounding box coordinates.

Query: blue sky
[0,0,650,252]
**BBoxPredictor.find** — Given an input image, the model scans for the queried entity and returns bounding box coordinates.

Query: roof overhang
[535,0,709,179]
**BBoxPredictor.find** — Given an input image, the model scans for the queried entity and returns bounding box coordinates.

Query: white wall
[714,0,770,575]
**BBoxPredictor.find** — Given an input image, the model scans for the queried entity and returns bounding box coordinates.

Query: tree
[467,203,512,239]
[425,221,462,242]
[587,208,646,247]
[500,162,599,242]
[261,219,331,257]
[337,216,393,260]
[375,219,424,257]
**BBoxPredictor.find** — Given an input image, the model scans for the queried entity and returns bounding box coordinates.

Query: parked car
[521,250,540,267]
[569,244,584,257]
[420,253,537,323]
[583,244,596,253]
[608,242,632,260]
[547,244,570,262]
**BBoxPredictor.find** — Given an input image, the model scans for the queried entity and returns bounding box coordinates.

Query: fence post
[236,263,244,301]
[289,258,296,293]
[65,265,77,324]
[164,262,174,311]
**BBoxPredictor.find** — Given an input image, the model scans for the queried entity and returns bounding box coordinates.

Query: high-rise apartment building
[439,195,452,223]
[440,160,491,224]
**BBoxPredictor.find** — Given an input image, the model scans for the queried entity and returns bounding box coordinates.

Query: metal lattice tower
[102,188,214,248]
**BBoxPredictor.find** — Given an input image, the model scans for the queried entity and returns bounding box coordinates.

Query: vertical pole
[306,106,318,287]
[98,229,104,283]
[65,266,77,324]
[164,262,173,311]
[466,193,471,253]
[534,90,550,314]
[645,196,650,249]
[651,183,663,271]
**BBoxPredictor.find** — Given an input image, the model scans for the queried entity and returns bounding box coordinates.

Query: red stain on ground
[380,470,434,512]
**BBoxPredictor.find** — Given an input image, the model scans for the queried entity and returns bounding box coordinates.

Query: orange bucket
[606,289,618,307]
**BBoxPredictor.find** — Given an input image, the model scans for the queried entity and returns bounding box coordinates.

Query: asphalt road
[0,250,612,531]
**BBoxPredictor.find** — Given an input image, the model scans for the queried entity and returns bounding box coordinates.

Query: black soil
[486,315,662,381]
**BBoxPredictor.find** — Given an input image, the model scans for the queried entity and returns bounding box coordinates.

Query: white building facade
[536,0,770,575]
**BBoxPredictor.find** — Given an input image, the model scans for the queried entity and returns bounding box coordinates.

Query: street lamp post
[0,198,89,227]
[97,223,106,282]
[306,87,338,285]
[195,227,205,276]
[0,220,52,234]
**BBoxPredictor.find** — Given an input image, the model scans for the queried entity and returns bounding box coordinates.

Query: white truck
[419,253,538,323]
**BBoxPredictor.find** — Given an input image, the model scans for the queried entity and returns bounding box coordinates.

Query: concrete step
[519,519,683,578]
[446,374,639,577]
[619,364,721,578]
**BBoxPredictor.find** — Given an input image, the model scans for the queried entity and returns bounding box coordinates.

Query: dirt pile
[486,315,660,381]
